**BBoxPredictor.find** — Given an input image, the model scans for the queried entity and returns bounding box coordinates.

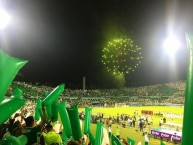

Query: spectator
[144,132,149,145]
[159,119,163,127]
[42,124,62,145]
[163,117,166,123]
[66,135,90,145]
[132,116,136,127]
[12,126,23,137]
[139,121,143,132]
[122,138,130,145]
[108,125,112,138]
[23,106,46,145]
[67,140,80,145]
[115,127,120,139]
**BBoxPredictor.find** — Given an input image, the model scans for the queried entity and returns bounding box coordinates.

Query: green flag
[111,134,122,145]
[94,122,103,145]
[67,104,82,141]
[160,140,165,145]
[0,50,28,102]
[127,137,135,145]
[88,132,95,145]
[84,107,92,134]
[13,87,22,98]
[182,32,193,145]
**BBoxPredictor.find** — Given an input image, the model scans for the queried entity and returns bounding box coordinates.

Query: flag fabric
[160,140,165,145]
[127,137,136,145]
[88,132,95,145]
[182,33,193,145]
[111,134,122,145]
[94,122,103,145]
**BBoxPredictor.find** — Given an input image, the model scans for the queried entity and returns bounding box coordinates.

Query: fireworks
[102,37,142,75]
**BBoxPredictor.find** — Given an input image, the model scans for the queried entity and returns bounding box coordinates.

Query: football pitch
[80,106,183,145]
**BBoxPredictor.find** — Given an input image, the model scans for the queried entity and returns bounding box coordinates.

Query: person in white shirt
[144,132,149,145]
[102,127,110,145]
[108,125,112,137]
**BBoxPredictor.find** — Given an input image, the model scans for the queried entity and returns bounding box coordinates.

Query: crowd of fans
[0,99,140,145]
[8,81,185,98]
[0,101,182,145]
[58,95,184,109]
[7,81,185,108]
[0,81,185,144]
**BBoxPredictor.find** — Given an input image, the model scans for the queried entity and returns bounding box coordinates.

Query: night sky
[1,0,193,88]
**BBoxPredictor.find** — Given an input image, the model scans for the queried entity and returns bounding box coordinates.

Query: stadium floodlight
[163,34,180,56]
[0,7,11,30]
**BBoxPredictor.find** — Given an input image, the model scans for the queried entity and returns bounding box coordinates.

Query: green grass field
[79,106,184,145]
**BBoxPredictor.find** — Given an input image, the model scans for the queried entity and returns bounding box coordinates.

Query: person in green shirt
[115,127,120,139]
